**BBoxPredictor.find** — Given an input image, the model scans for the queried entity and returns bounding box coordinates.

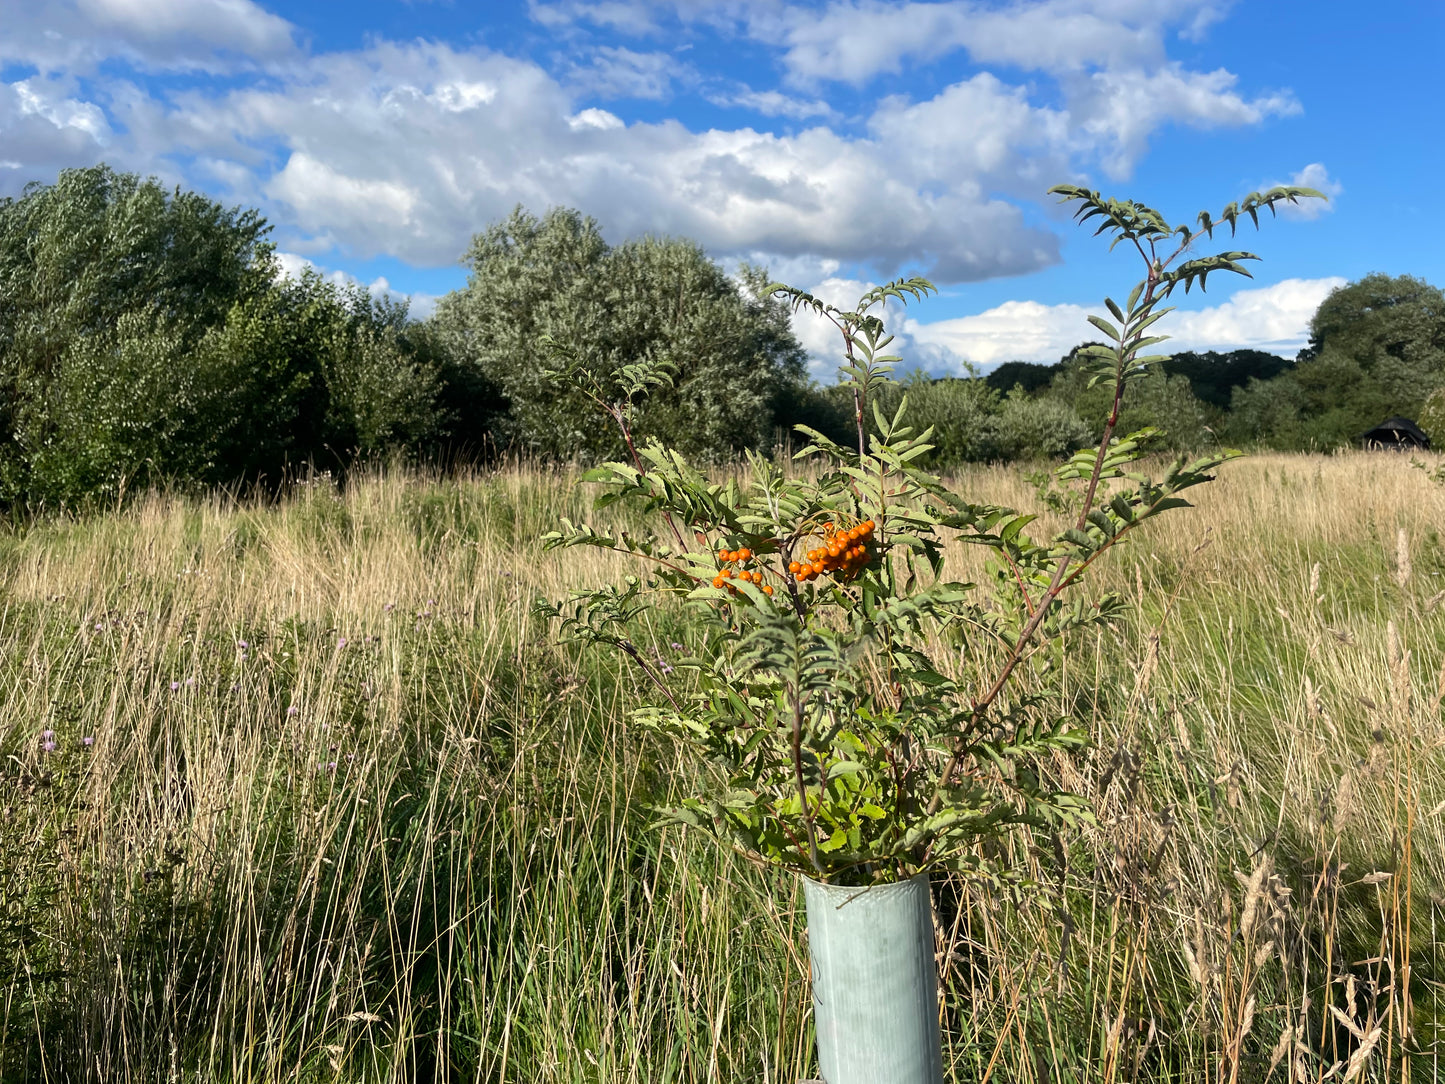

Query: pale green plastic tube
[802,872,944,1084]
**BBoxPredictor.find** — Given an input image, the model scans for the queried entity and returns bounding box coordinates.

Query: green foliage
[1042,347,1213,451]
[990,387,1095,459]
[1419,387,1445,445]
[871,375,1004,464]
[986,360,1062,396]
[195,272,441,485]
[0,165,272,503]
[1161,348,1292,410]
[541,182,1316,884]
[1229,274,1445,449]
[0,165,445,506]
[430,206,806,463]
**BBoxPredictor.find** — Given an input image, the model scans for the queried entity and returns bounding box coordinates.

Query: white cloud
[1169,276,1345,354]
[566,46,689,99]
[784,275,987,380]
[267,153,420,248]
[0,0,296,74]
[422,80,498,112]
[862,276,1348,374]
[13,78,111,143]
[533,1,1234,89]
[1273,162,1341,220]
[907,299,1090,369]
[101,41,1061,279]
[707,88,838,121]
[1068,64,1298,177]
[77,0,294,58]
[531,0,1291,180]
[0,76,115,186]
[569,107,626,131]
[0,2,1312,301]
[868,74,1072,196]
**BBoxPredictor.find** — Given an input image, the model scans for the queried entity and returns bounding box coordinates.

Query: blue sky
[2,0,1441,377]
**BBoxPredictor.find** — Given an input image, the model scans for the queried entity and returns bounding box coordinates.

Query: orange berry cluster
[713,546,775,596]
[789,520,875,583]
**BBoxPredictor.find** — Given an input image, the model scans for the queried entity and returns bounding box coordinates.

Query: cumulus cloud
[1068,64,1299,177]
[0,0,296,74]
[0,75,115,189]
[707,88,838,121]
[528,0,1297,178]
[0,0,1312,301]
[93,40,1061,278]
[844,276,1351,374]
[565,46,690,100]
[530,0,1234,87]
[1169,277,1345,354]
[1273,162,1341,220]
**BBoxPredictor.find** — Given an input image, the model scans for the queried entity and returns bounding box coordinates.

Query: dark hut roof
[1360,416,1430,448]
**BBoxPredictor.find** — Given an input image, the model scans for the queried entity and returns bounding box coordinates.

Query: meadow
[2,451,1444,1083]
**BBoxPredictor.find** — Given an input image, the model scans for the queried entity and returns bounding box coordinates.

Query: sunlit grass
[2,451,1443,1082]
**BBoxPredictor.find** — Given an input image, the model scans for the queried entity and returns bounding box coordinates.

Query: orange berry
[811,560,825,575]
[788,561,801,574]
[762,584,774,595]
[717,548,728,560]
[712,576,724,588]
[738,547,752,561]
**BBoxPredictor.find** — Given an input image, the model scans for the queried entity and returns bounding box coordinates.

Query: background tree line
[1,164,1441,509]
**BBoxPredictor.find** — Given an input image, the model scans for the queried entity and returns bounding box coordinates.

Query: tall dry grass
[0,451,1441,1082]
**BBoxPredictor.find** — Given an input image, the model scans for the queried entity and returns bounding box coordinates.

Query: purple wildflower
[81,736,95,747]
[41,729,54,741]
[170,681,180,691]
[41,741,55,753]
[337,637,347,648]
[286,705,299,716]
